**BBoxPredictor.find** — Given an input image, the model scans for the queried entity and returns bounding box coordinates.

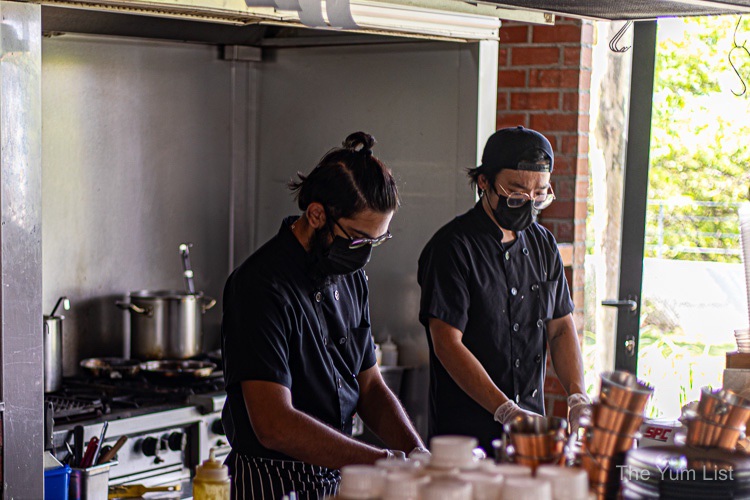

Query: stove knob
[167,432,186,452]
[211,419,225,436]
[141,437,160,457]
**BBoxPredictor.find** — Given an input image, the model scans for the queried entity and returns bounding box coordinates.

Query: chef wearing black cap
[418,126,589,452]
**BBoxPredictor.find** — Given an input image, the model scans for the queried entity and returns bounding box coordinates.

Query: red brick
[575,222,587,241]
[554,220,574,241]
[500,25,529,44]
[581,47,593,68]
[499,48,510,67]
[498,69,526,88]
[510,91,560,111]
[564,47,581,67]
[576,157,589,176]
[562,93,579,112]
[542,200,574,219]
[533,25,583,44]
[581,22,594,45]
[530,113,578,133]
[574,200,587,219]
[575,179,589,199]
[574,267,586,287]
[553,177,576,199]
[553,156,574,175]
[497,91,509,111]
[511,46,560,66]
[529,69,580,89]
[577,113,591,133]
[564,92,590,114]
[573,289,586,310]
[559,135,579,155]
[497,113,528,129]
[579,69,592,92]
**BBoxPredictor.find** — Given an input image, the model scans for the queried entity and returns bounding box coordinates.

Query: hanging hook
[609,20,633,53]
[729,16,749,97]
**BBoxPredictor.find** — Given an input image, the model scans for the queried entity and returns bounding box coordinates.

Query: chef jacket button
[523,248,529,256]
[334,290,340,301]
[504,251,510,261]
[315,292,322,302]
[515,394,520,403]
[535,354,542,363]
[337,378,342,388]
[537,319,544,328]
[513,323,519,332]
[324,336,328,345]
[339,337,346,345]
[531,284,539,291]
[532,389,538,397]
[514,359,520,368]
[510,287,518,296]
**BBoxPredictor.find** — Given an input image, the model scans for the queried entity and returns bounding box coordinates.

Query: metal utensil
[91,422,108,466]
[97,435,128,465]
[179,242,195,295]
[108,483,181,498]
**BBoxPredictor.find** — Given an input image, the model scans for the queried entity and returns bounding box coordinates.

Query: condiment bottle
[380,336,398,367]
[193,448,230,500]
[338,465,386,499]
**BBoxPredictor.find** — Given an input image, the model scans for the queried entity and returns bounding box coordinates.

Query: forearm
[548,316,586,396]
[357,383,423,452]
[434,337,508,414]
[266,408,387,469]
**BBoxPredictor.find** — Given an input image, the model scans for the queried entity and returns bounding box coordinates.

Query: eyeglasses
[496,183,556,210]
[334,219,393,249]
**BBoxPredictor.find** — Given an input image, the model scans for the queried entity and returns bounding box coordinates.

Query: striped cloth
[226,451,341,500]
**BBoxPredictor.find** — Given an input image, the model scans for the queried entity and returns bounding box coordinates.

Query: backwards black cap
[479,126,554,173]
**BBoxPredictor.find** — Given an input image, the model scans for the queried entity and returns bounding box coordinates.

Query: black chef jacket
[418,201,574,452]
[221,216,377,460]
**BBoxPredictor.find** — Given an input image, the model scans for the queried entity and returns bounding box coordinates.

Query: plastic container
[430,436,478,470]
[382,472,429,500]
[374,457,422,475]
[44,464,72,500]
[420,478,472,500]
[339,465,386,499]
[535,466,588,500]
[501,477,552,500]
[193,448,231,500]
[478,461,532,478]
[380,336,398,367]
[459,471,504,500]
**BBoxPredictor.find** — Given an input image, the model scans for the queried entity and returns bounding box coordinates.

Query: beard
[307,226,342,288]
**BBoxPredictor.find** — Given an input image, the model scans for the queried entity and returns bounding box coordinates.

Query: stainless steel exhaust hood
[39,0,554,42]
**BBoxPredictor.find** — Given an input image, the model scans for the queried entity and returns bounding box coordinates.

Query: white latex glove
[493,400,541,425]
[567,393,592,438]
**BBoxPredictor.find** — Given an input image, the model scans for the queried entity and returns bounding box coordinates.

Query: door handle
[601,299,638,312]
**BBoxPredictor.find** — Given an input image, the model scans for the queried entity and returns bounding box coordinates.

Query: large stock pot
[116,290,216,360]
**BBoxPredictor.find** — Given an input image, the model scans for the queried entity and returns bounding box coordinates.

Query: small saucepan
[139,360,217,384]
[80,358,141,379]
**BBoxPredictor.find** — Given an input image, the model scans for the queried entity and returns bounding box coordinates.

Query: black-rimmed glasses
[334,219,392,249]
[496,183,556,210]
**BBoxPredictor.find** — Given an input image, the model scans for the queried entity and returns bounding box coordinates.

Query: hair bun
[343,131,376,155]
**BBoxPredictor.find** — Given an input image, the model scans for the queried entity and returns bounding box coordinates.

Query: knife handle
[98,435,128,465]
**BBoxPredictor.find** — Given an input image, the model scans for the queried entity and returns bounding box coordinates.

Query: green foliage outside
[647,15,750,262]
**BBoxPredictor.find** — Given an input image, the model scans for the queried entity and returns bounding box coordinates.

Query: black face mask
[490,190,538,232]
[318,235,372,276]
[309,225,372,280]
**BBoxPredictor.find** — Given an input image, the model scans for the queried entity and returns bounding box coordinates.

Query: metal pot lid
[129,290,204,300]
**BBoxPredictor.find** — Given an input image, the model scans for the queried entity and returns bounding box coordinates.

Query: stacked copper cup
[500,415,568,473]
[579,371,653,499]
[683,387,750,451]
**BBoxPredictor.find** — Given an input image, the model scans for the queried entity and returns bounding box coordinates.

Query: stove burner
[47,372,225,423]
[46,394,105,423]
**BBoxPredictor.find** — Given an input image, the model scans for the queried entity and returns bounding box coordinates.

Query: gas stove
[49,373,229,495]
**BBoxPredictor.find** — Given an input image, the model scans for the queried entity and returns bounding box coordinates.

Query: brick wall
[497,17,592,332]
[496,18,593,416]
